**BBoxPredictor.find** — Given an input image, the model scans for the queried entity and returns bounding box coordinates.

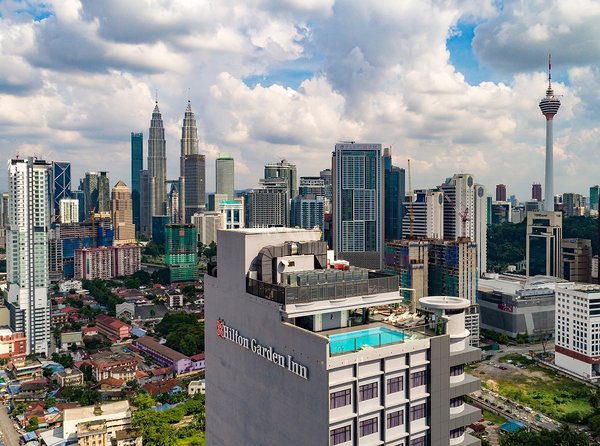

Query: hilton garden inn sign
[217,318,309,379]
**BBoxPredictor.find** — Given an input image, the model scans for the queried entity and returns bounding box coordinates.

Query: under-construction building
[165,224,198,283]
[384,240,429,310]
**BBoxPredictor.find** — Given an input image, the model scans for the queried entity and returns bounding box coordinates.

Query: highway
[0,406,20,446]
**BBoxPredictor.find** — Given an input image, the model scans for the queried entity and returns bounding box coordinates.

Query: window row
[330,373,422,409]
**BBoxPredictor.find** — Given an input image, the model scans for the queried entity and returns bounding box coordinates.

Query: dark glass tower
[383,148,405,241]
[131,132,143,234]
[50,162,71,221]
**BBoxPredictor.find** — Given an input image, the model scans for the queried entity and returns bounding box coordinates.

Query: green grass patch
[498,353,535,366]
[176,433,206,446]
[482,409,507,425]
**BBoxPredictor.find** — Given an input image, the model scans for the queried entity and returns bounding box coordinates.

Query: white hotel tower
[206,227,481,446]
[6,157,51,355]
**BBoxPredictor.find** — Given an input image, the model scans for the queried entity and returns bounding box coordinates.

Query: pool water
[329,327,409,354]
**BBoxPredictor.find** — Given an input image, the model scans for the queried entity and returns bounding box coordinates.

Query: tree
[156,312,204,355]
[590,413,600,436]
[590,388,600,410]
[133,392,156,410]
[27,416,39,432]
[45,397,57,408]
[80,363,94,382]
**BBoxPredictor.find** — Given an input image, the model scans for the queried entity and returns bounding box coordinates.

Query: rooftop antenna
[155,89,158,103]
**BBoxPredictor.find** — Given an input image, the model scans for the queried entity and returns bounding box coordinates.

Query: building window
[410,403,426,421]
[330,389,352,409]
[410,371,427,388]
[330,425,351,445]
[450,396,464,408]
[359,382,378,401]
[410,437,426,446]
[359,417,378,437]
[387,410,404,429]
[450,364,464,376]
[387,376,403,394]
[450,427,465,438]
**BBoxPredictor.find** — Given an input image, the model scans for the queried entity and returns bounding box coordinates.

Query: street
[0,406,20,446]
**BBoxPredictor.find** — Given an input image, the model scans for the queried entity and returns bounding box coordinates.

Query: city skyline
[0,2,600,198]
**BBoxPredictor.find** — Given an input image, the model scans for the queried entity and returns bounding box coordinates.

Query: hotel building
[205,227,481,446]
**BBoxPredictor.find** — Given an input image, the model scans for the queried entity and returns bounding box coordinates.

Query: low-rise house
[142,379,181,397]
[60,332,84,350]
[89,351,138,382]
[9,358,43,381]
[54,368,85,387]
[187,380,205,395]
[0,326,26,361]
[133,336,203,375]
[82,326,99,337]
[96,315,130,341]
[113,429,143,446]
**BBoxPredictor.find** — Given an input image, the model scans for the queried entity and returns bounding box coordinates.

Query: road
[0,406,20,446]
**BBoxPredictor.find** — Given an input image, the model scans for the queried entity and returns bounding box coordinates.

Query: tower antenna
[548,53,552,87]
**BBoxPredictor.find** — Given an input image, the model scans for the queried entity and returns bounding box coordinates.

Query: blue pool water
[329,327,409,354]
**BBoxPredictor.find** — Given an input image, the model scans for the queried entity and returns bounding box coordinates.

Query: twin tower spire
[147,100,204,224]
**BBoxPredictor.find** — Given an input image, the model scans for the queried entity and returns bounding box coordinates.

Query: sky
[1,0,600,201]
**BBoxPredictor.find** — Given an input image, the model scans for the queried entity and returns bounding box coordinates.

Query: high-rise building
[151,215,171,245]
[165,224,198,283]
[0,193,8,249]
[402,189,444,240]
[131,132,143,235]
[532,183,542,202]
[75,247,113,280]
[384,240,429,310]
[320,168,333,203]
[216,153,235,200]
[264,159,297,199]
[333,142,384,270]
[148,102,167,216]
[247,178,289,228]
[139,170,154,238]
[83,172,110,214]
[539,56,561,211]
[192,212,224,245]
[111,181,136,245]
[70,189,86,223]
[59,198,80,224]
[205,227,481,445]
[526,211,563,277]
[383,147,405,241]
[299,177,326,197]
[112,244,141,277]
[183,154,206,222]
[590,186,600,211]
[6,157,51,355]
[562,193,584,217]
[562,238,592,283]
[290,195,325,232]
[495,184,506,202]
[491,202,511,225]
[167,181,181,223]
[49,162,71,222]
[217,198,245,229]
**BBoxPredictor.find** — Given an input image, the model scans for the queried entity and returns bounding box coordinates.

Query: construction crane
[443,194,470,239]
[407,159,414,238]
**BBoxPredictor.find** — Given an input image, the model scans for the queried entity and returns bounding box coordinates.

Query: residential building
[205,227,481,445]
[60,331,83,350]
[495,184,506,202]
[9,358,43,381]
[75,247,113,280]
[402,189,444,240]
[384,240,429,311]
[95,315,131,341]
[333,142,384,270]
[131,132,143,235]
[526,211,563,277]
[216,153,235,200]
[532,183,542,202]
[111,181,136,245]
[217,198,245,229]
[165,224,198,283]
[112,244,141,277]
[60,198,80,224]
[491,201,511,225]
[299,176,326,197]
[383,147,405,241]
[0,327,26,361]
[247,178,289,228]
[166,290,184,308]
[54,368,84,387]
[562,193,585,217]
[6,157,51,355]
[562,238,592,283]
[264,159,298,199]
[139,169,154,237]
[192,212,224,245]
[590,186,600,211]
[291,195,325,232]
[148,102,167,217]
[89,351,138,381]
[320,168,333,203]
[83,171,110,214]
[134,336,204,375]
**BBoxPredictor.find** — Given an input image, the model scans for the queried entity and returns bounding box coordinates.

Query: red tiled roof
[142,378,179,396]
[97,377,125,387]
[189,353,205,361]
[151,367,172,377]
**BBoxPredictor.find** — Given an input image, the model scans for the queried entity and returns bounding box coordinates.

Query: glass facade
[131,132,143,234]
[383,152,405,241]
[165,224,198,283]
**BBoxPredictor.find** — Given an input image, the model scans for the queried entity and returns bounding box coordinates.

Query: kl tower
[539,54,561,211]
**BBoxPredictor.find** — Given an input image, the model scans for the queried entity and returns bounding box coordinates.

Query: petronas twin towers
[146,100,205,227]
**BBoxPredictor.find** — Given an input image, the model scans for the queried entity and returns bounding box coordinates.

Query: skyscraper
[49,162,71,222]
[59,198,79,224]
[495,184,506,202]
[6,157,51,355]
[216,153,235,200]
[264,159,298,199]
[83,172,110,214]
[180,101,204,223]
[247,178,289,228]
[131,132,143,234]
[590,186,600,211]
[111,181,136,245]
[333,142,383,270]
[139,170,154,238]
[290,195,325,232]
[532,183,542,202]
[148,102,167,216]
[539,56,561,211]
[401,189,444,239]
[383,147,405,241]
[526,211,563,277]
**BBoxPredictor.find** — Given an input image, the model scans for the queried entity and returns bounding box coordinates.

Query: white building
[402,189,444,239]
[59,198,79,224]
[217,198,245,229]
[192,211,224,245]
[206,227,481,445]
[555,284,600,380]
[6,157,51,355]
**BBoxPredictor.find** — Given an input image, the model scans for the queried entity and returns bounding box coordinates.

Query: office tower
[205,227,481,445]
[264,159,298,199]
[6,157,50,355]
[299,177,326,196]
[207,193,228,211]
[216,153,235,200]
[290,195,325,231]
[440,174,487,275]
[333,142,384,270]
[539,56,561,211]
[383,147,406,241]
[526,211,562,277]
[402,189,444,239]
[247,178,289,228]
[590,186,600,212]
[151,215,171,245]
[508,195,517,207]
[131,132,143,234]
[183,154,206,222]
[59,198,79,224]
[555,283,600,380]
[70,189,86,223]
[532,183,542,202]
[217,198,245,229]
[148,102,167,216]
[320,168,333,203]
[139,170,154,238]
[165,224,198,283]
[384,240,429,311]
[485,196,492,225]
[111,181,136,245]
[167,181,181,223]
[49,162,71,221]
[192,212,224,245]
[491,202,511,225]
[83,172,110,214]
[562,192,584,217]
[561,238,592,283]
[495,184,506,202]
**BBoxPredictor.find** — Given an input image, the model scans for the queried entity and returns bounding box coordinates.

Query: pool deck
[320,321,432,341]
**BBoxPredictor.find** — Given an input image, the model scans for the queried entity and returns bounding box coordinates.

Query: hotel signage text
[217,319,308,379]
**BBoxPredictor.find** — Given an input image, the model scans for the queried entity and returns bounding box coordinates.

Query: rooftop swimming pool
[328,326,409,355]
